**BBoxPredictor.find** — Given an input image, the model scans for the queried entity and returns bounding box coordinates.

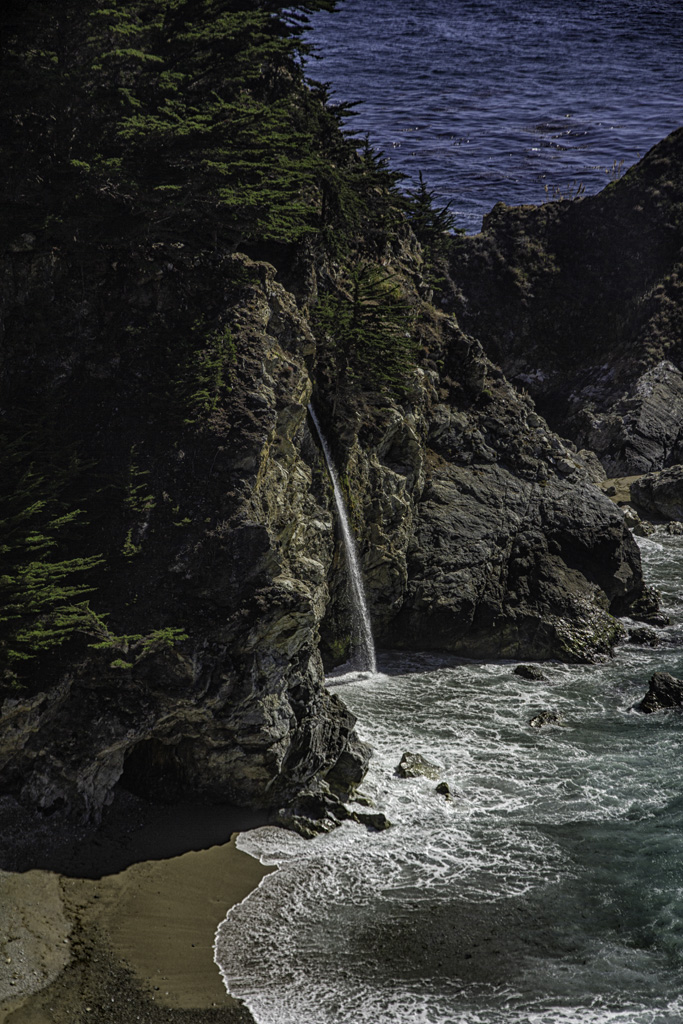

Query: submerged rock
[435,781,452,800]
[627,627,660,647]
[514,664,547,681]
[276,794,391,836]
[396,752,442,780]
[636,671,683,714]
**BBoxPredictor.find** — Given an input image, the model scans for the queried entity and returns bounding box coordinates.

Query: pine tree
[0,439,102,690]
[314,262,419,397]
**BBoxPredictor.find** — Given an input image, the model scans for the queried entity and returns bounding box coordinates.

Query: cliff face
[0,0,671,833]
[0,233,656,827]
[445,127,683,474]
[0,248,370,824]
[316,291,654,666]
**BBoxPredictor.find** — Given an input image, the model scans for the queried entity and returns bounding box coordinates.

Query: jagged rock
[663,521,683,535]
[627,627,660,647]
[622,505,656,536]
[435,781,452,800]
[631,466,683,521]
[0,192,664,829]
[514,664,547,681]
[351,810,392,831]
[636,672,683,713]
[319,310,656,665]
[444,127,683,475]
[352,793,375,808]
[577,449,607,485]
[529,710,561,728]
[396,752,442,780]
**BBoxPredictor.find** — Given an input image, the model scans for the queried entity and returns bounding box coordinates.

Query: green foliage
[87,612,188,669]
[0,0,396,247]
[122,528,142,558]
[405,172,462,285]
[181,323,237,425]
[0,1,412,253]
[124,444,156,514]
[313,261,419,397]
[0,439,103,688]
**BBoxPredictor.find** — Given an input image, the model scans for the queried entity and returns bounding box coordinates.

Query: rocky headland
[444,127,683,476]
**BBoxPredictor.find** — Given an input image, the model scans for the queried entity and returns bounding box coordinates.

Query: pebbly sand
[599,474,643,506]
[0,795,272,1024]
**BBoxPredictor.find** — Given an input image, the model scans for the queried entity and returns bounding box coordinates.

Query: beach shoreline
[0,796,271,1024]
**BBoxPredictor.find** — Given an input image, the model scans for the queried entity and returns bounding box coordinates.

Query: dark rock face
[0,229,661,827]
[445,127,683,475]
[0,250,370,824]
[324,314,654,664]
[637,671,683,713]
[630,465,683,521]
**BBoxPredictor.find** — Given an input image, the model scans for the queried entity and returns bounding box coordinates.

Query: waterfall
[308,404,377,674]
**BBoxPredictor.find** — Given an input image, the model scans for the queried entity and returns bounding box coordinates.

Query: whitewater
[215,532,683,1024]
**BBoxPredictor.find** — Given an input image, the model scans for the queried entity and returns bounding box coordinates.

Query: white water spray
[308,404,377,673]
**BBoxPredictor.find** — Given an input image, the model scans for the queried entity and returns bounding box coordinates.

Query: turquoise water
[215,534,683,1023]
[305,0,683,232]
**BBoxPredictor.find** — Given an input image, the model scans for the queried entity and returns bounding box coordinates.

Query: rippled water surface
[215,534,683,1024]
[304,0,683,232]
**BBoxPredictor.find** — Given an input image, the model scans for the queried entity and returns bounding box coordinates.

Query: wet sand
[600,474,642,505]
[0,797,271,1024]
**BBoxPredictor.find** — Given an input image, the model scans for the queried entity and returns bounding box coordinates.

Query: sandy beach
[0,796,271,1024]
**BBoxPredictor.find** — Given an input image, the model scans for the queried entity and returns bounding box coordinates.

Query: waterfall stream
[308,404,377,674]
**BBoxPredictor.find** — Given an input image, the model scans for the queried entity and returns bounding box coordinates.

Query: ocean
[216,534,683,1024]
[300,0,683,234]
[214,4,683,1022]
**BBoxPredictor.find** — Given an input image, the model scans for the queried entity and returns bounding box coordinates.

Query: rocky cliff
[0,0,668,836]
[444,127,683,475]
[0,230,658,830]
[0,247,372,827]
[314,264,655,665]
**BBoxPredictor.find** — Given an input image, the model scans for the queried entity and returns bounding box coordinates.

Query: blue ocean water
[304,0,683,233]
[215,534,683,1024]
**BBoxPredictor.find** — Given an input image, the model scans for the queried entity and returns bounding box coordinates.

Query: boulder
[636,672,683,714]
[631,466,683,521]
[529,710,561,728]
[514,664,547,681]
[622,505,655,537]
[396,752,442,781]
[627,627,660,647]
